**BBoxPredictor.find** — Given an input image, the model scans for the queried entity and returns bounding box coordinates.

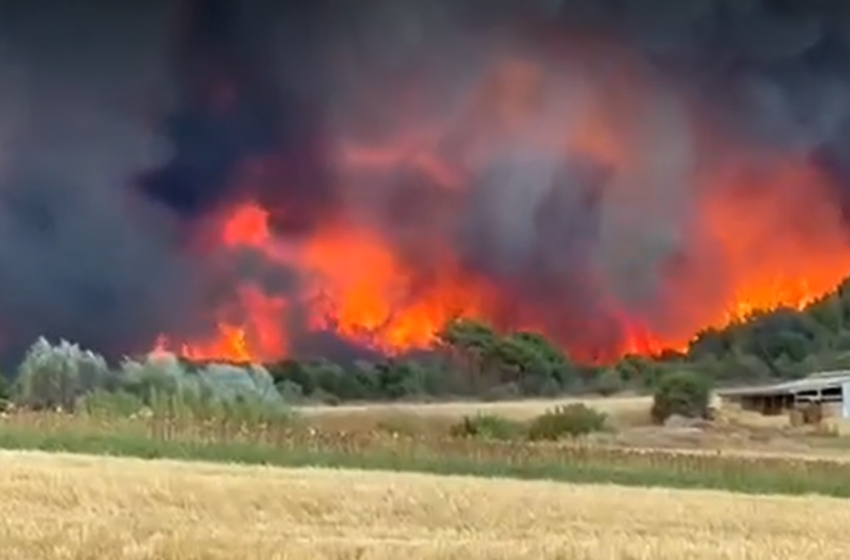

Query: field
[3,450,850,560]
[299,394,658,439]
[6,393,850,559]
[297,394,834,454]
[298,394,653,421]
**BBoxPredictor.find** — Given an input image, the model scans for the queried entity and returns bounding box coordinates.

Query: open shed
[716,370,850,419]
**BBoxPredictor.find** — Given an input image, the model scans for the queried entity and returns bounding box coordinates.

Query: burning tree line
[215,276,850,402]
[4,275,850,412]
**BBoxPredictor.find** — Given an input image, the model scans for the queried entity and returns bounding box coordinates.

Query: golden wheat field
[2,451,850,560]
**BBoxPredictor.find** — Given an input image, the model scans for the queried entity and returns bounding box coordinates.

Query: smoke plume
[0,0,849,363]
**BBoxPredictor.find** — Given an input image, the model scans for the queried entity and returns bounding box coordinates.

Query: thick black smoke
[137,0,334,234]
[0,0,849,363]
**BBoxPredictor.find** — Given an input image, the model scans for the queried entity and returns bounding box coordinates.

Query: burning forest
[0,0,849,365]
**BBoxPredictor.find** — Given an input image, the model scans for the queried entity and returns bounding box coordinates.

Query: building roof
[716,370,850,398]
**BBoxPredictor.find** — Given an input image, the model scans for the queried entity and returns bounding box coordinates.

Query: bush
[651,370,711,424]
[197,362,284,406]
[13,338,110,411]
[449,414,524,441]
[527,404,607,441]
[197,362,292,423]
[118,353,292,423]
[275,379,305,402]
[595,367,624,397]
[119,352,187,402]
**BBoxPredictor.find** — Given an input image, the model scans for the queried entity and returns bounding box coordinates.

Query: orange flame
[153,55,850,363]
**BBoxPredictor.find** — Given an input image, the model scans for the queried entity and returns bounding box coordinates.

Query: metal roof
[716,370,850,398]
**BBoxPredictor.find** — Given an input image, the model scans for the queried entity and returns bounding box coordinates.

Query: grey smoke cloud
[0,0,846,363]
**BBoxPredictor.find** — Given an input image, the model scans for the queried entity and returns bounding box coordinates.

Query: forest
[3,277,850,411]
[254,277,850,404]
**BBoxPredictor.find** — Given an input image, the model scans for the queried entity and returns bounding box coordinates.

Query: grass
[3,450,850,560]
[298,395,654,439]
[4,412,850,497]
[299,394,653,423]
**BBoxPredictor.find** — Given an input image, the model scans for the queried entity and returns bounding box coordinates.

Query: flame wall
[0,0,849,363]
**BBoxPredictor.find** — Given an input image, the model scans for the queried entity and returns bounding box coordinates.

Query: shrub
[197,362,292,423]
[275,379,304,402]
[449,414,524,441]
[595,367,624,397]
[13,338,110,411]
[527,404,607,441]
[119,353,292,424]
[198,362,283,406]
[119,352,188,402]
[650,370,711,424]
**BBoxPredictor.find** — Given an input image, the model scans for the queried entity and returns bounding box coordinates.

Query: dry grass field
[299,394,654,435]
[298,394,652,420]
[296,395,850,457]
[2,450,850,560]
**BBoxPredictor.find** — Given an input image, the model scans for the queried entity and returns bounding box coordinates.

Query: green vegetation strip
[1,425,849,498]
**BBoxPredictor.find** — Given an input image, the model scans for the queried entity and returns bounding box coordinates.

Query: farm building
[716,370,850,421]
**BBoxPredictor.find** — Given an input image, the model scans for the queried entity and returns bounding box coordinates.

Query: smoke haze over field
[0,0,849,363]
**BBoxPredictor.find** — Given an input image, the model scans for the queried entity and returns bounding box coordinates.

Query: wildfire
[699,160,850,325]
[154,54,850,364]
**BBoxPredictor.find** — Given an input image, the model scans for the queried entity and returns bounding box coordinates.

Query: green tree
[373,360,427,400]
[507,331,576,387]
[614,354,662,387]
[437,318,500,392]
[307,360,363,401]
[650,370,711,424]
[808,294,844,334]
[266,359,316,395]
[13,338,110,412]
[437,318,499,352]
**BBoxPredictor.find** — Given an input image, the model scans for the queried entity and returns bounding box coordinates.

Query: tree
[650,370,711,424]
[437,318,500,392]
[373,360,426,400]
[13,338,110,412]
[437,318,499,352]
[508,331,576,386]
[267,359,317,395]
[614,354,662,387]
